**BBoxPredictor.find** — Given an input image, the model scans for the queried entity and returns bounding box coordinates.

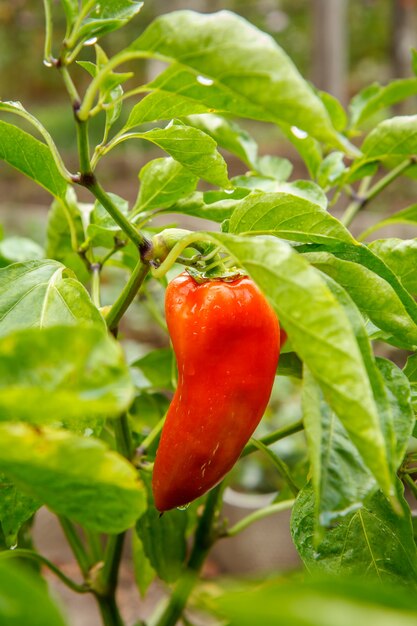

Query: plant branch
[84,180,152,254]
[149,485,223,626]
[75,117,93,177]
[58,517,91,577]
[242,419,304,457]
[60,65,81,108]
[340,176,372,227]
[0,548,89,593]
[222,499,295,537]
[91,263,101,307]
[105,259,150,332]
[42,0,55,64]
[403,473,417,500]
[249,438,299,496]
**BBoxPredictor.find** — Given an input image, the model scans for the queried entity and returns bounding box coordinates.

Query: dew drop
[84,37,98,46]
[197,75,214,86]
[290,125,308,139]
[177,503,190,511]
[43,59,53,68]
[223,188,234,195]
[9,543,18,551]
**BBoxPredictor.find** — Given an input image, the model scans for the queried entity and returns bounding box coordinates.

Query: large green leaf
[0,260,103,337]
[133,157,198,215]
[291,483,417,587]
[0,562,68,626]
[229,191,353,245]
[213,575,417,626]
[369,238,417,296]
[139,122,231,189]
[87,193,129,248]
[0,474,40,547]
[207,233,394,496]
[302,243,417,349]
[0,423,145,533]
[160,191,246,223]
[0,121,67,199]
[128,11,338,144]
[0,326,134,425]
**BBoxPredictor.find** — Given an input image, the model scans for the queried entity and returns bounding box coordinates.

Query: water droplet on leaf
[290,125,308,139]
[196,75,214,86]
[43,59,53,68]
[84,37,98,46]
[177,503,190,511]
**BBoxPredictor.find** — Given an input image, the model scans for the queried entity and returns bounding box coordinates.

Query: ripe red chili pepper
[152,272,280,511]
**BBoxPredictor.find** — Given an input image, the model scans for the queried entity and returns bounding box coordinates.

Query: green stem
[341,158,414,228]
[403,473,417,500]
[60,65,81,107]
[58,516,91,577]
[137,416,165,454]
[105,259,150,332]
[249,438,299,496]
[91,264,101,308]
[0,549,89,593]
[242,419,304,457]
[96,595,125,626]
[149,486,223,626]
[340,176,372,227]
[42,0,55,64]
[85,529,104,564]
[223,499,295,537]
[365,158,414,204]
[76,117,92,176]
[87,180,151,254]
[65,0,97,49]
[78,50,163,120]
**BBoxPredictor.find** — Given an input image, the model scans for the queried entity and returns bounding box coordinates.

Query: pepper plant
[2,2,417,625]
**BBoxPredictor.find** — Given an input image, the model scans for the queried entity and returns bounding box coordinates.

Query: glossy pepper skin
[152,272,280,512]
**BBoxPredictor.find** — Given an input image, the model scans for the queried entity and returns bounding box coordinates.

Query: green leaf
[361,115,417,159]
[87,193,129,248]
[60,0,78,27]
[318,91,347,132]
[0,326,134,425]
[361,204,417,240]
[208,233,394,496]
[255,155,293,181]
[185,114,259,168]
[317,152,346,189]
[229,191,353,245]
[213,574,417,626]
[0,423,145,533]
[129,11,339,144]
[75,0,143,43]
[132,531,156,597]
[140,122,231,189]
[350,78,417,128]
[131,348,174,391]
[0,260,104,337]
[133,157,198,215]
[291,482,417,587]
[302,370,376,528]
[376,357,414,464]
[0,121,67,199]
[403,353,417,417]
[136,473,187,583]
[129,392,170,436]
[368,238,417,296]
[276,352,302,379]
[46,191,90,283]
[162,192,245,223]
[0,562,68,626]
[302,243,417,349]
[0,237,44,267]
[124,91,211,128]
[0,474,40,547]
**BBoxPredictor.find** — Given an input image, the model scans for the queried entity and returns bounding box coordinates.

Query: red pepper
[152,272,280,511]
